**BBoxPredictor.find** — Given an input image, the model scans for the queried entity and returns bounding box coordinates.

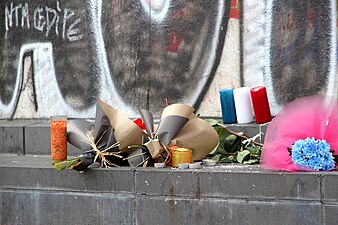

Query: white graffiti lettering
[5,1,83,42]
[45,6,58,37]
[60,8,83,41]
[5,2,29,38]
[21,3,30,28]
[33,7,45,31]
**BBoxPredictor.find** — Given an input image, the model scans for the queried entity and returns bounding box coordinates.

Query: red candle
[250,86,272,124]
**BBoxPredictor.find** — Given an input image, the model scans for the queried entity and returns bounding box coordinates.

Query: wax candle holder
[50,115,67,165]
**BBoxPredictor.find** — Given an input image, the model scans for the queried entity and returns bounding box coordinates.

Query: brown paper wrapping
[170,117,219,161]
[97,98,143,152]
[63,99,144,170]
[161,104,194,118]
[144,139,162,159]
[140,103,219,161]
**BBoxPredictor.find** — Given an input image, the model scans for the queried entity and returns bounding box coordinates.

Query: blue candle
[219,89,237,124]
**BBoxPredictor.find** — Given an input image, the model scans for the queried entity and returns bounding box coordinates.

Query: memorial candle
[219,89,237,124]
[50,115,67,164]
[250,86,272,124]
[233,87,254,124]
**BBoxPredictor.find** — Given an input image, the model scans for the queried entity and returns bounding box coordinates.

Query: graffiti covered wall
[0,0,336,118]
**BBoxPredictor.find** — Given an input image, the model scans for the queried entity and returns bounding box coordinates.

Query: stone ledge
[0,119,268,157]
[0,155,337,225]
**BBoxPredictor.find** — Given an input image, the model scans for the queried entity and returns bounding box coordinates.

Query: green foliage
[54,158,81,170]
[205,119,262,165]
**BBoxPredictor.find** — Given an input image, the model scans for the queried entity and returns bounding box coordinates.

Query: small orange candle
[50,116,67,164]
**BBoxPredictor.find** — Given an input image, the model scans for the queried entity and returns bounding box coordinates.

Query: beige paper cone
[170,117,219,161]
[161,104,195,118]
[144,139,163,159]
[97,99,143,152]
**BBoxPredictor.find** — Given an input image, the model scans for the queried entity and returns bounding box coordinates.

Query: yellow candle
[169,146,192,167]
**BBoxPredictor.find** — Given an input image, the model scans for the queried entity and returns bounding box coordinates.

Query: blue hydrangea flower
[291,137,335,171]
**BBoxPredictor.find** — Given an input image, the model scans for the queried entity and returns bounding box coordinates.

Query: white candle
[233,87,254,124]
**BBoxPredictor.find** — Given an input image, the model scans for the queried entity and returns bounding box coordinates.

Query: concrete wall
[1,120,336,225]
[0,0,336,118]
[1,155,338,225]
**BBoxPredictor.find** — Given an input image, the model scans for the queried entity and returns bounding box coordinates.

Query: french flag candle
[250,86,272,124]
[233,87,254,124]
[219,89,237,124]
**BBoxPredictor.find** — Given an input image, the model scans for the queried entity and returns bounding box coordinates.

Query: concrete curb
[0,155,337,225]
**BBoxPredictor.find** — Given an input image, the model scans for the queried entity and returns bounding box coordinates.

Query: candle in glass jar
[219,89,237,124]
[250,86,272,124]
[233,87,254,124]
[50,115,67,165]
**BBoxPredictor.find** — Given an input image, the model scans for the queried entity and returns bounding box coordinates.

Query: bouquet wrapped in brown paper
[139,104,219,164]
[54,99,143,171]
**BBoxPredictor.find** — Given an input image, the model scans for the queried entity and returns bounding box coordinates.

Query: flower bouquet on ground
[133,104,219,166]
[54,99,143,171]
[261,95,338,171]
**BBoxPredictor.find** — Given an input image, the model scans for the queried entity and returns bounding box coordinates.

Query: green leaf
[54,158,81,171]
[243,159,259,164]
[220,155,236,163]
[212,154,222,162]
[204,118,219,126]
[227,137,242,153]
[225,134,237,141]
[236,150,251,163]
[249,154,260,159]
[207,125,263,166]
[208,145,218,155]
[244,146,257,153]
[255,146,262,152]
[218,147,227,155]
[214,126,221,133]
[218,128,228,141]
[209,141,226,155]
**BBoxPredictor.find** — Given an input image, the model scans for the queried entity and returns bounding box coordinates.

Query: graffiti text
[5,1,83,42]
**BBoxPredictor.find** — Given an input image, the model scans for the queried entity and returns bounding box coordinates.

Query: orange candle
[50,116,67,164]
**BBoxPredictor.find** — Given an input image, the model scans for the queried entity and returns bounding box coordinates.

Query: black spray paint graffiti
[269,0,335,104]
[0,0,336,118]
[1,0,100,118]
[0,0,229,118]
[241,0,336,114]
[102,0,229,113]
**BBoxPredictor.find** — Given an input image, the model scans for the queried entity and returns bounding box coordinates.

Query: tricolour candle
[250,86,272,124]
[233,87,254,124]
[219,89,237,124]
